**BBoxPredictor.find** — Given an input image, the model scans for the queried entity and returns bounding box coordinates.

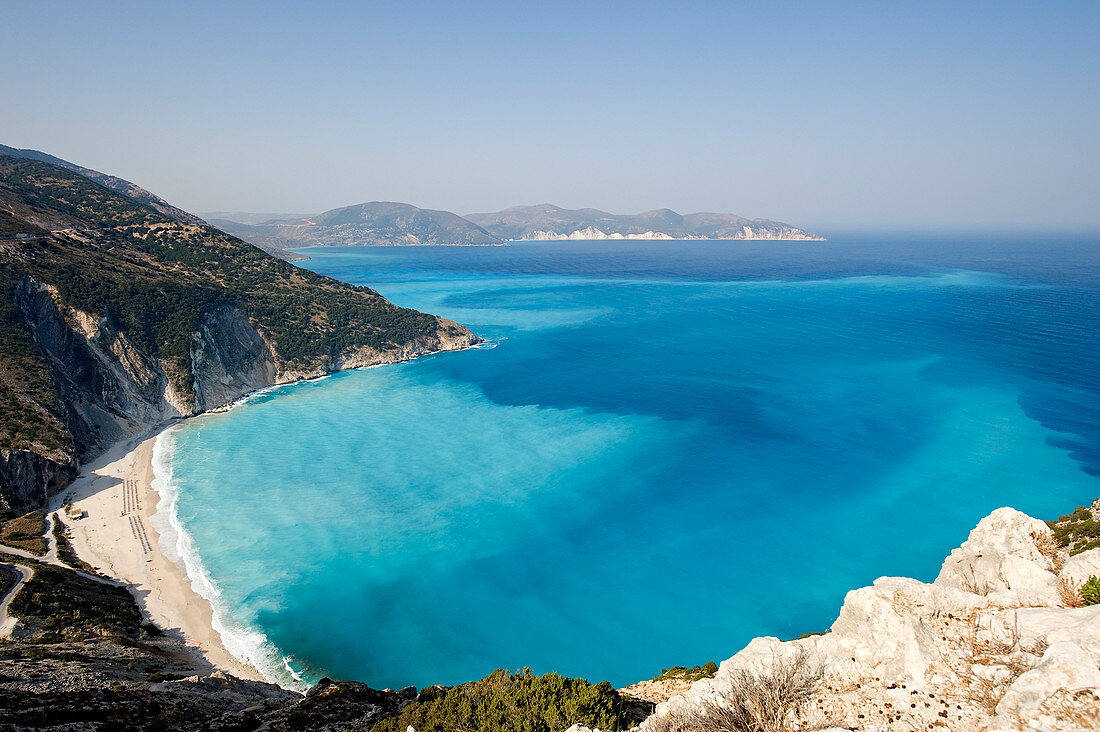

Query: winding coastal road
[0,510,122,586]
[0,563,32,639]
[0,511,129,639]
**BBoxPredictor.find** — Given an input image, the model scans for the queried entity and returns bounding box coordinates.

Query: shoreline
[148,426,307,689]
[51,344,482,690]
[506,235,827,242]
[54,425,267,683]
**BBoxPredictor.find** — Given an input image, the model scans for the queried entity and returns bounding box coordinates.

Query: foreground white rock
[639,508,1100,731]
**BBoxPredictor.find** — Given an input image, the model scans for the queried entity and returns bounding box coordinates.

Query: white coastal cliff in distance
[521,227,705,241]
[519,225,821,241]
[465,204,825,242]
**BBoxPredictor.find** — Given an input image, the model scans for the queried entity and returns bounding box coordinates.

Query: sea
[149,233,1100,690]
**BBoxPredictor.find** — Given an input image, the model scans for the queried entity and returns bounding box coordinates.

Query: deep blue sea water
[152,234,1100,689]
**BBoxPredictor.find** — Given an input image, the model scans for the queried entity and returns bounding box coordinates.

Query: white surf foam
[149,428,308,691]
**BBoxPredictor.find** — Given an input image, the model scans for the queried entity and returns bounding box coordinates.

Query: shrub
[1047,501,1100,555]
[8,564,142,639]
[1082,576,1100,606]
[653,662,719,683]
[652,650,822,732]
[371,668,638,732]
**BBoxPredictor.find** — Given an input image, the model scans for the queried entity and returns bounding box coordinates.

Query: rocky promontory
[5,504,1096,730]
[628,507,1100,731]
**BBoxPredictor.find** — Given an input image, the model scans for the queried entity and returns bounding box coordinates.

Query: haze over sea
[154,235,1100,689]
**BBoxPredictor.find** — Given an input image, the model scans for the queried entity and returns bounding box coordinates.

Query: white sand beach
[53,428,265,682]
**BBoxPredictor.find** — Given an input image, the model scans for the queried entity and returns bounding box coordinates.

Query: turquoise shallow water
[155,235,1100,689]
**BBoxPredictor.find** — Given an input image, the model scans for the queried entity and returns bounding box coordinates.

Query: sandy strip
[53,428,265,682]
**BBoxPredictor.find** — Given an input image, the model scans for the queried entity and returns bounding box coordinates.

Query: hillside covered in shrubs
[0,150,478,515]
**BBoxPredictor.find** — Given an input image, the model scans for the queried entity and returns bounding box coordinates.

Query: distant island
[208,202,500,259]
[466,204,824,243]
[208,202,823,259]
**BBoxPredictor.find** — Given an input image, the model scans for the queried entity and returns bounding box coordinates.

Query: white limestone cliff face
[637,508,1100,731]
[189,305,278,412]
[15,279,183,439]
[524,228,702,241]
[520,226,824,242]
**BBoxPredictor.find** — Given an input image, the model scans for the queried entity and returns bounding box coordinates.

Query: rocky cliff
[628,507,1100,732]
[0,152,480,516]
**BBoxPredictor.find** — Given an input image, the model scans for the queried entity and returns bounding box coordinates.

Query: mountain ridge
[466,203,824,241]
[215,202,823,257]
[0,144,206,228]
[212,201,503,258]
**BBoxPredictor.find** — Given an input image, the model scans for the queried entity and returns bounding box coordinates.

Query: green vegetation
[1082,576,1100,606]
[0,154,462,476]
[1047,502,1100,555]
[652,661,719,683]
[0,510,47,554]
[8,563,142,640]
[371,669,638,732]
[0,270,71,457]
[0,155,443,370]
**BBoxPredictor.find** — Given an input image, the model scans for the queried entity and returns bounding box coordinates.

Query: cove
[157,235,1100,689]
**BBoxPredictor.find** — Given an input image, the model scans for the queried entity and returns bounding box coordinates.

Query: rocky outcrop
[271,317,479,383]
[189,305,277,413]
[643,507,1100,731]
[0,449,75,517]
[12,278,182,457]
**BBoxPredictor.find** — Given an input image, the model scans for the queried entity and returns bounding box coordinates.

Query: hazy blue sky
[3,1,1098,231]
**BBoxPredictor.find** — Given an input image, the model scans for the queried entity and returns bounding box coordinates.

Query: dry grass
[1037,688,1100,729]
[958,563,990,596]
[1031,529,1066,573]
[650,650,823,732]
[0,510,47,555]
[1057,577,1085,608]
[962,619,1048,713]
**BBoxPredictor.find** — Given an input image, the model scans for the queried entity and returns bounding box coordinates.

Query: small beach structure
[65,505,85,520]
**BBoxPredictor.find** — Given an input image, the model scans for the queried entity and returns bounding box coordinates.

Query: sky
[3,1,1098,232]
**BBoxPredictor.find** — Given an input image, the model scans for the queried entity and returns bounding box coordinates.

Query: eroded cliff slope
[0,153,479,515]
